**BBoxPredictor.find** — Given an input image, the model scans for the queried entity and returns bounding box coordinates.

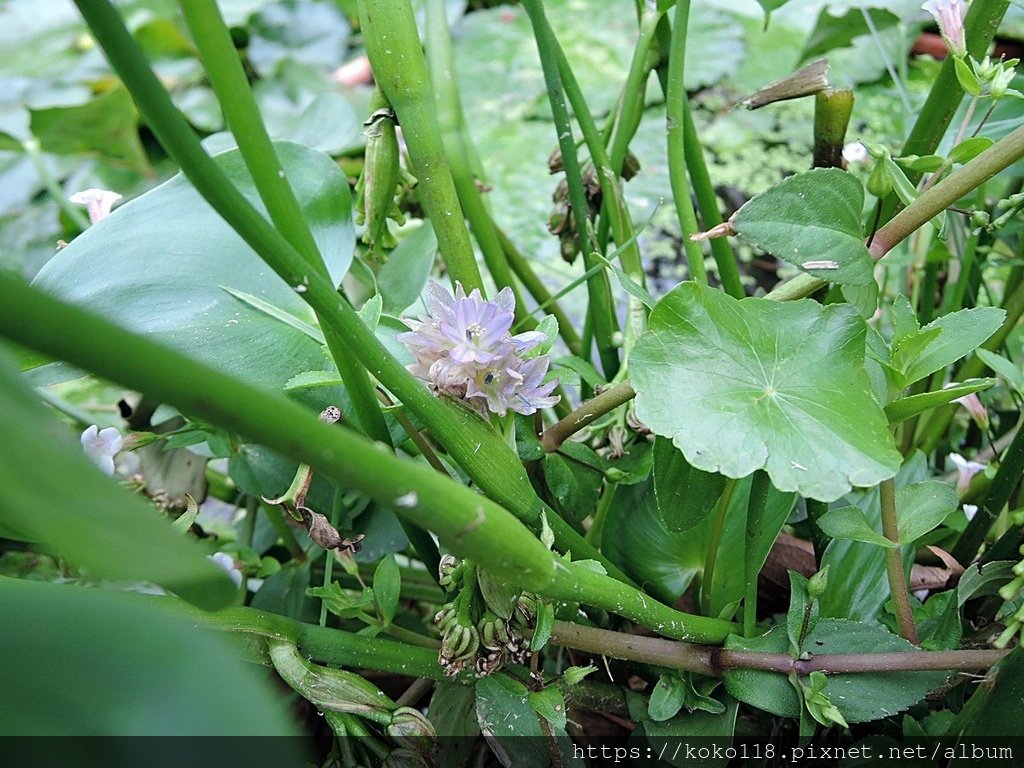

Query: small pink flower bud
[922,0,967,59]
[69,188,122,224]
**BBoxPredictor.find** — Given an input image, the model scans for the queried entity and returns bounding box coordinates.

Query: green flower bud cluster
[433,558,542,677]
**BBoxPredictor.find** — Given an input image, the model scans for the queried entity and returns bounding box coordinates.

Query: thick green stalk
[952,423,1024,564]
[356,0,484,294]
[813,89,855,169]
[665,0,708,285]
[550,621,1007,675]
[877,0,1010,225]
[0,274,739,642]
[73,0,615,577]
[521,0,620,379]
[682,97,744,298]
[550,39,644,302]
[496,224,582,355]
[880,478,919,644]
[423,0,530,327]
[744,471,771,637]
[177,0,391,449]
[646,14,743,298]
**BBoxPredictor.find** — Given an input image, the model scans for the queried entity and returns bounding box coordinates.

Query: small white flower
[208,552,243,588]
[949,452,986,492]
[842,142,868,164]
[69,188,122,224]
[80,424,123,476]
[963,504,978,521]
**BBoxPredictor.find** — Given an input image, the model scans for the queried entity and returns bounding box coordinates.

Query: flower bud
[387,707,438,753]
[355,108,406,261]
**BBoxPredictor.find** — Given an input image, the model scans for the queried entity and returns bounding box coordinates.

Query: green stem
[701,478,738,616]
[744,471,770,637]
[952,422,1024,564]
[585,482,616,547]
[769,124,1024,301]
[1,273,746,641]
[879,477,919,644]
[178,0,390,448]
[521,0,619,379]
[23,138,90,232]
[423,0,532,328]
[812,89,855,169]
[665,0,707,285]
[496,224,582,355]
[682,98,743,298]
[264,504,307,561]
[548,621,1008,675]
[876,0,1010,225]
[72,0,611,576]
[869,125,1024,259]
[355,0,484,293]
[541,382,636,452]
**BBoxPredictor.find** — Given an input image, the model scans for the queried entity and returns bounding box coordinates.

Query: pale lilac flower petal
[963,504,978,521]
[953,392,989,429]
[842,142,868,164]
[69,188,122,224]
[922,0,967,58]
[400,282,560,416]
[208,552,243,588]
[80,424,124,476]
[949,452,986,492]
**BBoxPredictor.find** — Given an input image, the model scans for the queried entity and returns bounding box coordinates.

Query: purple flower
[398,282,559,416]
[922,0,967,58]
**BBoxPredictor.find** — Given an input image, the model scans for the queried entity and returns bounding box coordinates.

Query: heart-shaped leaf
[33,142,353,389]
[732,168,873,285]
[632,282,901,501]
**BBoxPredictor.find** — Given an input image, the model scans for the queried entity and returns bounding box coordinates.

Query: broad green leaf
[528,686,567,730]
[896,480,959,543]
[604,476,794,617]
[0,350,235,609]
[653,435,726,532]
[632,282,900,501]
[817,505,897,548]
[33,142,353,390]
[247,0,351,77]
[428,682,480,768]
[476,675,574,768]
[543,449,603,522]
[0,578,299,736]
[801,6,899,60]
[724,619,949,723]
[949,136,995,164]
[29,85,149,174]
[373,553,401,625]
[641,702,738,768]
[649,675,688,722]
[896,307,1005,386]
[885,378,995,424]
[377,222,437,314]
[976,348,1024,394]
[220,285,325,343]
[732,168,873,285]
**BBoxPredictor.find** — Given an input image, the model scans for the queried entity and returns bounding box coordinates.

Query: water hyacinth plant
[1,0,1024,762]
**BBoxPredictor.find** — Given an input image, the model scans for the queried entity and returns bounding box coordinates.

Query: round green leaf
[732,168,873,285]
[33,142,353,389]
[632,283,901,501]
